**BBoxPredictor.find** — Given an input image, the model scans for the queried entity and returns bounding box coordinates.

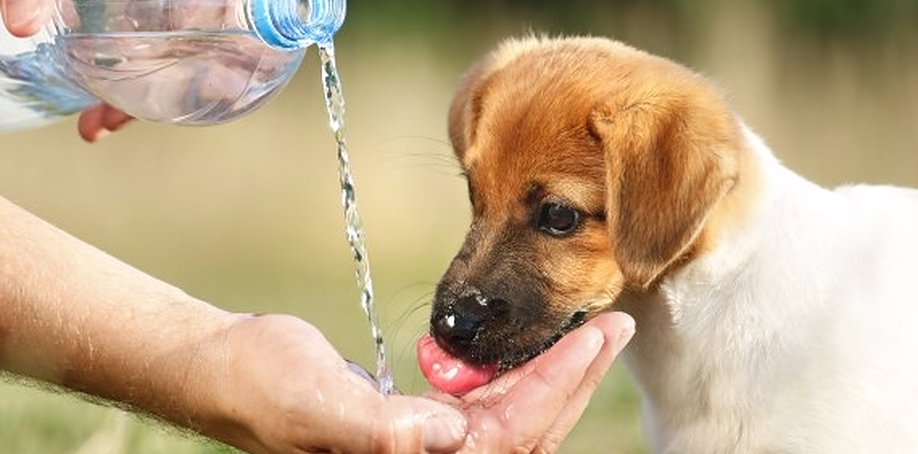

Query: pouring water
[318,43,395,395]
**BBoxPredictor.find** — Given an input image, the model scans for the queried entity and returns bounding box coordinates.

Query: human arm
[0,195,258,438]
[0,195,464,452]
[0,194,635,453]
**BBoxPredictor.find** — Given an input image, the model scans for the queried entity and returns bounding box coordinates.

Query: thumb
[340,393,468,454]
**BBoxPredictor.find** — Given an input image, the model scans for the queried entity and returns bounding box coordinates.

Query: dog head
[430,36,745,371]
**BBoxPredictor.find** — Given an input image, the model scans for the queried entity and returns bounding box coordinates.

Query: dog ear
[449,36,549,159]
[448,58,494,160]
[592,90,739,288]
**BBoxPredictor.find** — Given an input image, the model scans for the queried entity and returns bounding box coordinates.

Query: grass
[1,4,916,452]
[0,379,234,454]
[0,370,645,454]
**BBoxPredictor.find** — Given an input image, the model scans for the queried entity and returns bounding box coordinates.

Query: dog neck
[617,123,848,451]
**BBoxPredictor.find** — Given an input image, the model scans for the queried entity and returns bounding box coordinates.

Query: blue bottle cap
[251,0,346,49]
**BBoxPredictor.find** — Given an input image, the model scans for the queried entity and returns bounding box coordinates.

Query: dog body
[623,132,918,453]
[430,35,918,453]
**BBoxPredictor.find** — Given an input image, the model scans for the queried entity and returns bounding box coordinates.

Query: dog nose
[433,294,507,352]
[434,309,482,346]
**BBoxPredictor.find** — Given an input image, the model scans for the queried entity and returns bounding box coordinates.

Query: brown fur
[432,35,758,368]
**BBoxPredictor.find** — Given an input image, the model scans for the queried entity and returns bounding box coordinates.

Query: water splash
[318,43,395,395]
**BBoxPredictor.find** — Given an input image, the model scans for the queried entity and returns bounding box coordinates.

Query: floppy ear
[448,58,494,160]
[593,92,739,288]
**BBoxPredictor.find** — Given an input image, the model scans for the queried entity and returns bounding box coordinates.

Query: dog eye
[537,202,581,236]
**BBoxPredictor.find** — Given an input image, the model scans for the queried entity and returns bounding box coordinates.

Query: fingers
[377,395,468,454]
[457,311,635,454]
[505,322,609,446]
[456,320,605,453]
[77,105,110,142]
[1,0,52,37]
[309,374,468,454]
[219,315,469,454]
[77,105,135,142]
[536,312,636,451]
[0,4,135,142]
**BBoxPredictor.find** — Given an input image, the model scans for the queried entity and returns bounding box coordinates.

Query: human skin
[1,2,636,450]
[0,195,635,453]
[1,0,133,141]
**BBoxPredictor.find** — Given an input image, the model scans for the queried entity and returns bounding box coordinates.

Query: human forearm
[0,195,635,454]
[0,196,235,429]
[0,196,466,454]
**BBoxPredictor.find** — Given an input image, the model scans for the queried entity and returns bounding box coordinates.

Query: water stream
[318,43,395,395]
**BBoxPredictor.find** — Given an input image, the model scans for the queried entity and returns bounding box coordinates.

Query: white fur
[620,124,918,453]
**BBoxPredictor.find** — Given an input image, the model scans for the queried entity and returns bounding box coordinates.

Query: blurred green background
[1,0,916,453]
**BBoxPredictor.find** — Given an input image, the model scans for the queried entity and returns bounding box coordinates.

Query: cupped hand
[1,0,134,141]
[198,311,633,454]
[202,314,469,454]
[433,312,635,453]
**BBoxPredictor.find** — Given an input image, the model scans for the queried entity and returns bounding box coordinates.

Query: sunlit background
[1,0,916,453]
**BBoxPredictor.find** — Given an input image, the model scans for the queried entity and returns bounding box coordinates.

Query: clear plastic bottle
[0,0,345,131]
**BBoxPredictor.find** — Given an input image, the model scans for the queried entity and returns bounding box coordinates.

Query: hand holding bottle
[0,0,133,141]
[1,0,344,140]
[0,0,51,37]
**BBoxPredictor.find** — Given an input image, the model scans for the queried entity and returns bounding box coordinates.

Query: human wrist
[179,312,271,452]
[131,301,246,437]
[58,288,243,438]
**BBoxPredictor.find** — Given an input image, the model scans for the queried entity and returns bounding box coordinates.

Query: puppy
[417,35,918,453]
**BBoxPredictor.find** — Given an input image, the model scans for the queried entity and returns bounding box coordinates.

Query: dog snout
[432,292,509,357]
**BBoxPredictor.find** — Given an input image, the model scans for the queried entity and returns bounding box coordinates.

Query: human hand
[75,104,134,142]
[430,312,635,453]
[199,314,469,454]
[1,0,133,141]
[194,312,632,454]
[0,0,51,37]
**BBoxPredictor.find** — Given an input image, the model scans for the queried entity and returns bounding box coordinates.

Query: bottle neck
[250,0,346,49]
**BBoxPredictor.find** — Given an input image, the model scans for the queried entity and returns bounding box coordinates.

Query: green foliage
[344,0,917,43]
[772,0,918,40]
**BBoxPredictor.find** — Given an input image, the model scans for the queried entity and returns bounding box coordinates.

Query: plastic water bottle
[0,0,345,131]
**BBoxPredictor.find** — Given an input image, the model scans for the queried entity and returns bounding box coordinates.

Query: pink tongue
[417,334,498,395]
